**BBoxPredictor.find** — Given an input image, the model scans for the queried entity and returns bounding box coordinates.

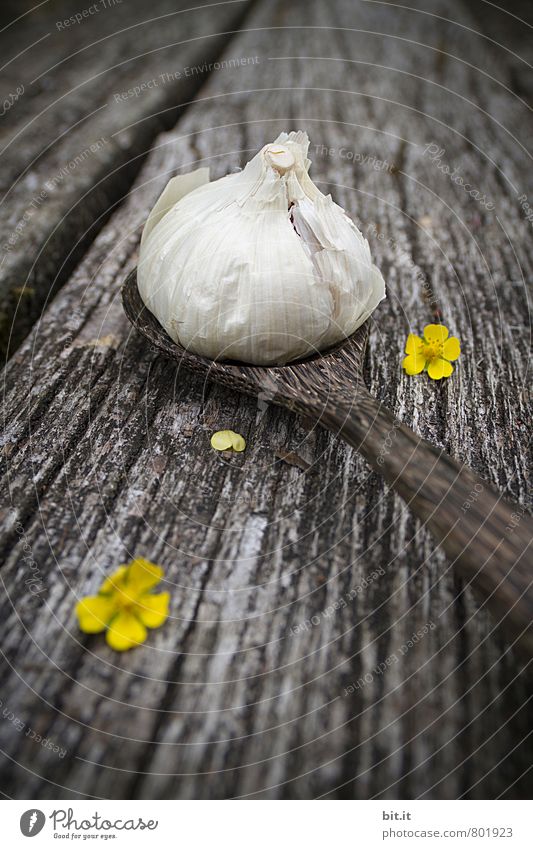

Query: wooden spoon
[122,269,533,655]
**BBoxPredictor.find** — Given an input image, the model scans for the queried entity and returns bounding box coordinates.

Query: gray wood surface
[0,0,254,355]
[0,0,532,799]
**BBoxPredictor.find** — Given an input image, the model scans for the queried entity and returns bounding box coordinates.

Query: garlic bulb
[138,131,385,365]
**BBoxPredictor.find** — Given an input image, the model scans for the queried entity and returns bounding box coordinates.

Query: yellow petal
[402,353,426,375]
[106,611,147,651]
[423,324,449,344]
[100,565,128,595]
[405,334,424,355]
[127,558,163,593]
[136,592,170,628]
[211,430,233,450]
[76,595,116,633]
[230,432,246,452]
[443,336,461,361]
[427,357,453,380]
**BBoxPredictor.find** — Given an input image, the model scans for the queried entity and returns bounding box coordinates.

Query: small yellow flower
[76,558,170,651]
[210,430,246,452]
[402,324,460,380]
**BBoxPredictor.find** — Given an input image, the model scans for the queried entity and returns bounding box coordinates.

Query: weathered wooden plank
[0,0,254,355]
[466,0,533,101]
[0,0,532,800]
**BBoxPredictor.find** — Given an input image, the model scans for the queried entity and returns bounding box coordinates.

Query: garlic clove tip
[265,144,295,175]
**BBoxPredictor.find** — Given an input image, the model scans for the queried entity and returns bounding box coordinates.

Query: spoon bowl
[122,268,370,407]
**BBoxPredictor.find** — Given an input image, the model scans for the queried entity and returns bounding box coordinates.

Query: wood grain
[0,0,254,355]
[0,0,532,800]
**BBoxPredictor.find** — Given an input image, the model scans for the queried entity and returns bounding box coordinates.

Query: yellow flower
[210,430,246,452]
[402,324,460,380]
[76,558,170,651]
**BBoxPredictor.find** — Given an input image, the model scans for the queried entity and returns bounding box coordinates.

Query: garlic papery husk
[138,131,385,365]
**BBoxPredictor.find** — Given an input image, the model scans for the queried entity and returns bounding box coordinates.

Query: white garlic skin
[138,131,385,365]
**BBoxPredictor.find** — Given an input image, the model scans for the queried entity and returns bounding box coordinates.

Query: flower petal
[106,611,147,651]
[427,357,453,380]
[100,566,128,595]
[135,592,170,628]
[404,334,424,355]
[230,432,246,452]
[423,324,449,344]
[211,430,233,450]
[127,558,163,593]
[443,336,461,361]
[402,353,426,375]
[76,595,116,633]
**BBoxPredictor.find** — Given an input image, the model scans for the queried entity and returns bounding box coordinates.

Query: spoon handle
[306,383,533,655]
